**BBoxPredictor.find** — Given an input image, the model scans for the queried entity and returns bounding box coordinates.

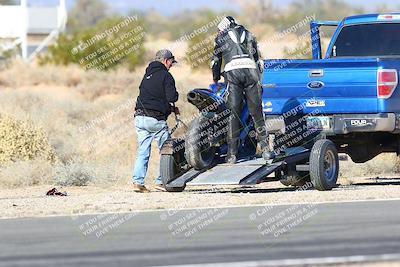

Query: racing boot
[258,135,275,161]
[260,142,275,161]
[226,138,239,164]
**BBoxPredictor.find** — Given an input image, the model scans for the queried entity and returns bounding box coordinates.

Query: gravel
[1,176,400,219]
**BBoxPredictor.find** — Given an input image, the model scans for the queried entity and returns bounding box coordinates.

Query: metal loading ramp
[187,158,279,185]
[167,147,310,188]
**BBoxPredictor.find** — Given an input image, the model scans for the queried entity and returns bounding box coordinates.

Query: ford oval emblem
[307,81,325,90]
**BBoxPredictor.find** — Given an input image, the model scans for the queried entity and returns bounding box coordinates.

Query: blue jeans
[132,116,170,185]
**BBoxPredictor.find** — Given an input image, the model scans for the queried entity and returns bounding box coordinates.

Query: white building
[0,0,67,61]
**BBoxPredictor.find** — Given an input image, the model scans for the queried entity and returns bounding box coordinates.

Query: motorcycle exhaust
[187,89,227,113]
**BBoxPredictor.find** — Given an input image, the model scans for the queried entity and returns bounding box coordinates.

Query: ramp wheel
[185,116,216,170]
[310,139,338,191]
[160,154,186,192]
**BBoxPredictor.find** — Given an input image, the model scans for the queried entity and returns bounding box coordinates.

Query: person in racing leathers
[211,16,275,164]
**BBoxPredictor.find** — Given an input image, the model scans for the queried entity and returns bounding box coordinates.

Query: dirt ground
[1,176,399,219]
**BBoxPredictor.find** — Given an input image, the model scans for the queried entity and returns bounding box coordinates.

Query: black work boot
[226,155,237,164]
[226,138,239,164]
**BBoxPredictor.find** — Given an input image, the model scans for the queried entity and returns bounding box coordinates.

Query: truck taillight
[378,14,400,21]
[377,69,398,99]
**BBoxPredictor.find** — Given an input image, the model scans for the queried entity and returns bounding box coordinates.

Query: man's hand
[170,105,180,115]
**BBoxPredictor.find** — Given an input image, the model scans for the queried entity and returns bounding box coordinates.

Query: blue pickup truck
[263,13,400,165]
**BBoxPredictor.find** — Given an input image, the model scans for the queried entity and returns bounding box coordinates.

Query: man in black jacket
[211,16,275,164]
[132,49,179,192]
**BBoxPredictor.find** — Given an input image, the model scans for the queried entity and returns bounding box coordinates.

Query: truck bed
[262,57,400,115]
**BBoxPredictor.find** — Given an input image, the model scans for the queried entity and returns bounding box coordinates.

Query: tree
[0,0,17,5]
[67,0,110,33]
[39,17,147,72]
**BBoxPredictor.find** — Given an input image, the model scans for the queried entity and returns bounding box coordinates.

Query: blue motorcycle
[160,82,259,192]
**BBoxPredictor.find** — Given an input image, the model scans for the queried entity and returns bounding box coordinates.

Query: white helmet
[217,16,236,32]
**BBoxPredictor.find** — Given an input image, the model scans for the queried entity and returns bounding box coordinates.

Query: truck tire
[185,116,216,170]
[310,139,339,191]
[160,154,186,192]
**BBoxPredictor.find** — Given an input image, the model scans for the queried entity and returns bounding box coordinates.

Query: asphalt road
[1,199,400,267]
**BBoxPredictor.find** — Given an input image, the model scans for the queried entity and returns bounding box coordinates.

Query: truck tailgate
[262,58,380,115]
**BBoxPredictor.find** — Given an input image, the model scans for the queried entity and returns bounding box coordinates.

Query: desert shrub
[39,16,146,71]
[185,11,223,70]
[53,159,95,186]
[143,9,230,41]
[0,44,20,70]
[77,68,141,100]
[0,60,82,88]
[0,159,53,188]
[186,32,215,70]
[339,153,400,185]
[283,40,312,59]
[0,114,56,165]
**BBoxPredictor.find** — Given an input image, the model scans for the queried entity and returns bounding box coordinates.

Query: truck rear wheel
[185,116,216,170]
[310,139,339,191]
[160,154,186,192]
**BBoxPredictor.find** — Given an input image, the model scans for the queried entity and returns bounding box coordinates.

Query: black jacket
[211,24,260,82]
[135,61,179,120]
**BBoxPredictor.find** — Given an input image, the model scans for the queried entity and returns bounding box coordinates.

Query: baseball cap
[155,49,177,63]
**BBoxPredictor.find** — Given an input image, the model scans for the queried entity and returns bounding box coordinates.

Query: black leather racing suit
[211,24,268,158]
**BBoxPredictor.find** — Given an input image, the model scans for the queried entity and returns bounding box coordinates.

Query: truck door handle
[309,69,324,77]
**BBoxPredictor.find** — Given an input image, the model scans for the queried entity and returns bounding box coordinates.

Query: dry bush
[76,68,142,100]
[339,153,400,185]
[0,114,56,165]
[52,158,131,187]
[0,159,53,188]
[53,159,95,186]
[0,61,144,100]
[0,88,89,161]
[251,23,275,40]
[0,60,83,88]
